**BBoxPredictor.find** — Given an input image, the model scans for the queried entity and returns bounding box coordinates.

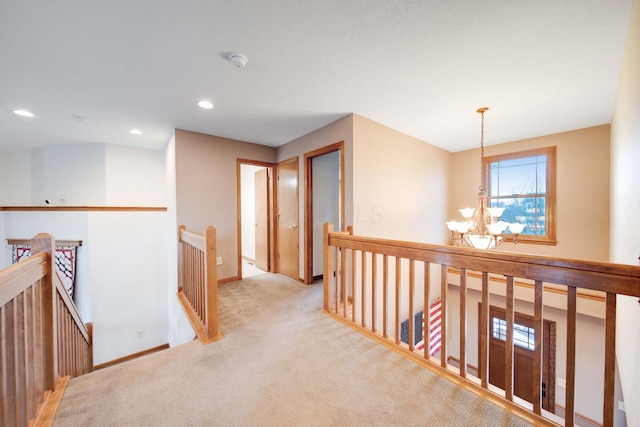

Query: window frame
[483,146,557,245]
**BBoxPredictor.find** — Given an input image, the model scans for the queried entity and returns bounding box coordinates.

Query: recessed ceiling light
[13,109,34,117]
[198,100,214,109]
[129,129,143,135]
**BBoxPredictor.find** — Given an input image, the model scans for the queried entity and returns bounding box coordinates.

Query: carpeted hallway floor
[53,274,532,427]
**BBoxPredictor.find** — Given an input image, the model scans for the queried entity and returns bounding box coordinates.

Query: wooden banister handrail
[1,232,93,426]
[323,222,640,427]
[177,225,223,344]
[0,253,47,304]
[327,233,640,296]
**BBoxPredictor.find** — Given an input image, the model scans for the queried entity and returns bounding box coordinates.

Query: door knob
[291,224,298,229]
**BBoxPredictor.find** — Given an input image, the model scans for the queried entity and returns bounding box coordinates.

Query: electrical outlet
[557,378,566,388]
[618,401,625,412]
[217,256,222,265]
[137,330,144,339]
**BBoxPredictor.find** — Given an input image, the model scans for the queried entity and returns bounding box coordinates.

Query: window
[491,317,535,351]
[483,146,556,244]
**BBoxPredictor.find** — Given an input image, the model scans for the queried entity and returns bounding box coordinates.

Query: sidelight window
[491,317,535,351]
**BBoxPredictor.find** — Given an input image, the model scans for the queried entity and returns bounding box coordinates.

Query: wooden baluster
[459,268,467,377]
[0,306,5,427]
[341,246,347,319]
[34,279,44,399]
[26,286,36,419]
[87,322,93,373]
[409,260,415,352]
[183,243,188,299]
[505,276,514,401]
[603,292,616,427]
[349,248,354,322]
[323,223,333,311]
[361,251,366,327]
[424,262,430,360]
[57,299,63,376]
[371,254,377,333]
[480,272,489,388]
[198,248,203,320]
[334,247,339,314]
[5,300,17,426]
[440,265,447,368]
[395,257,401,345]
[383,255,388,339]
[533,280,543,415]
[16,292,27,426]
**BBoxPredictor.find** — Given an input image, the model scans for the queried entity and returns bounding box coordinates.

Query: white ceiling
[0,0,633,153]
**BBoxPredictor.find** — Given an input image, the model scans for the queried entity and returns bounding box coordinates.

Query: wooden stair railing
[0,233,93,427]
[323,223,640,427]
[177,225,223,344]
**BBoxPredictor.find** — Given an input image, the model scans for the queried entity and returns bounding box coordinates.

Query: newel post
[30,232,58,390]
[204,226,220,341]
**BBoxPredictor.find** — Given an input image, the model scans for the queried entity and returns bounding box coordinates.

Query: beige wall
[276,115,354,280]
[175,129,277,280]
[352,114,451,243]
[611,0,640,425]
[450,125,611,262]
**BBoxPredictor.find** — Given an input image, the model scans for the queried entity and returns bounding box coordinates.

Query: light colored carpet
[53,274,532,427]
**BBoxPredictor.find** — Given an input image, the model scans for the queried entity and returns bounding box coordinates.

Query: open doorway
[237,159,275,280]
[304,142,344,285]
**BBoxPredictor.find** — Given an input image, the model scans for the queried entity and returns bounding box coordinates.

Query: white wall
[0,151,32,205]
[105,144,166,206]
[30,144,107,206]
[240,164,264,261]
[610,0,640,425]
[87,211,169,365]
[165,132,195,347]
[0,211,4,268]
[312,151,340,276]
[1,142,175,364]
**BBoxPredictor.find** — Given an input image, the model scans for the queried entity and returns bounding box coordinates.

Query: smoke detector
[229,53,248,68]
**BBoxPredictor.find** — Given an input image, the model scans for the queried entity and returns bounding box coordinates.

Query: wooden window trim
[483,146,557,245]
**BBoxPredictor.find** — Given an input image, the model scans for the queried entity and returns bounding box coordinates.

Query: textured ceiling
[0,0,633,153]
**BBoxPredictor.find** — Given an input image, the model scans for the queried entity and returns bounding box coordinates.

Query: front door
[276,157,299,280]
[483,305,555,412]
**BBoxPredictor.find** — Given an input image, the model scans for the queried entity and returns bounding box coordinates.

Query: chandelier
[445,107,525,249]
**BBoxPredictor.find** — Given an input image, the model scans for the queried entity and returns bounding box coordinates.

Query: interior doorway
[480,304,556,413]
[237,159,275,280]
[304,142,344,285]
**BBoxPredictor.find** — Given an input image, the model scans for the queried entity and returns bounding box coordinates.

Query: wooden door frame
[236,159,275,280]
[303,141,345,285]
[274,156,300,279]
[479,303,556,413]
